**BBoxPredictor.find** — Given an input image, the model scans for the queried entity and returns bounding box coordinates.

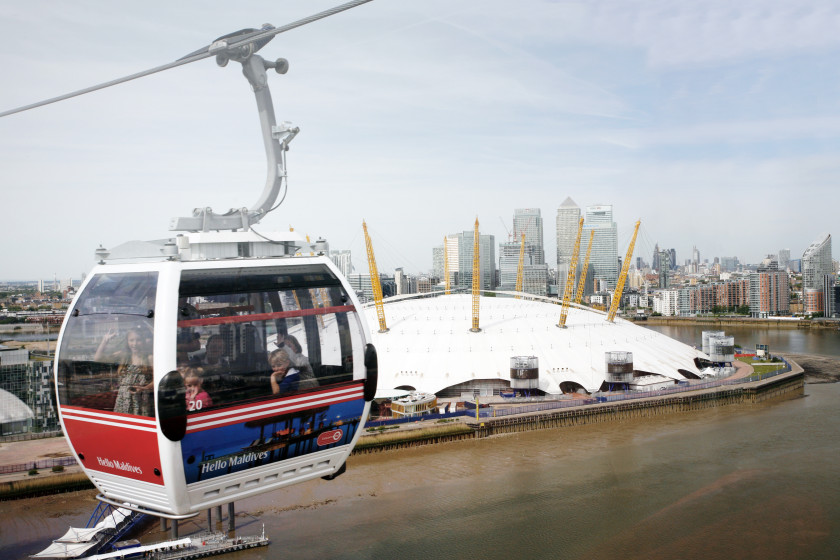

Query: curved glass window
[56,272,157,417]
[175,264,363,411]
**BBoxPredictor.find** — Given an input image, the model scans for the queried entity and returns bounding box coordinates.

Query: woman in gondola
[94,325,154,416]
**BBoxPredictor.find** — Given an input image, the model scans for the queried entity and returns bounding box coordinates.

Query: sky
[1,0,838,281]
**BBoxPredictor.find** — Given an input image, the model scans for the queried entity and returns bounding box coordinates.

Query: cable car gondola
[42,2,379,518]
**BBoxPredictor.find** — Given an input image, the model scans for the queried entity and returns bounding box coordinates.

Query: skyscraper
[445,235,459,285]
[658,250,671,288]
[498,241,527,290]
[582,205,618,290]
[802,233,832,290]
[456,230,496,290]
[777,248,791,271]
[513,208,544,265]
[433,236,460,286]
[802,233,833,316]
[652,243,661,272]
[329,250,353,278]
[556,197,581,267]
[432,246,445,279]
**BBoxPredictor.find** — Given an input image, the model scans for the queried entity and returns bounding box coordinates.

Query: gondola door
[55,269,166,494]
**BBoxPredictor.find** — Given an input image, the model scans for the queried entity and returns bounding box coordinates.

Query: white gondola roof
[364,294,704,395]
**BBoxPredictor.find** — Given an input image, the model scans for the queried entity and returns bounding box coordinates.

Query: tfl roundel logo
[317,429,344,447]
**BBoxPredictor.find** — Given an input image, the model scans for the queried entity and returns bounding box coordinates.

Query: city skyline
[2,1,839,280]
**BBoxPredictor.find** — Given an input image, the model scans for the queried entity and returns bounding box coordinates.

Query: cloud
[0,0,837,279]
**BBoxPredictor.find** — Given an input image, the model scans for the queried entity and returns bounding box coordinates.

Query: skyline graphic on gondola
[180,398,364,484]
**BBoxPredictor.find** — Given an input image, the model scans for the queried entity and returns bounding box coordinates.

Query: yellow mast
[514,232,526,298]
[362,220,388,332]
[470,218,481,332]
[558,217,584,328]
[574,230,594,305]
[607,220,641,322]
[444,236,451,295]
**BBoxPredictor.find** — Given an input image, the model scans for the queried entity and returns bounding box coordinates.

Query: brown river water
[3,382,839,559]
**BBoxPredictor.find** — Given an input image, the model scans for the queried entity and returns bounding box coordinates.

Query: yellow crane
[558,217,584,328]
[574,230,594,305]
[514,232,526,298]
[470,218,481,332]
[607,220,641,322]
[444,236,451,295]
[362,220,388,332]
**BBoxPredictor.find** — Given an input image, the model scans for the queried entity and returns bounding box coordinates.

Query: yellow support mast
[444,236,451,295]
[607,220,641,323]
[514,232,526,298]
[362,220,388,333]
[574,230,595,305]
[470,218,481,332]
[558,217,584,328]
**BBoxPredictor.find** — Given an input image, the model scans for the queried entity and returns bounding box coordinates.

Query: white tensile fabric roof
[31,541,99,558]
[364,294,704,395]
[0,388,34,423]
[56,527,104,543]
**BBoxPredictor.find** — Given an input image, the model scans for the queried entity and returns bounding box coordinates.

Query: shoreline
[1,361,810,500]
[635,315,840,330]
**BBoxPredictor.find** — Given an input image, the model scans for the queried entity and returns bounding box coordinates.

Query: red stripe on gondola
[187,384,362,420]
[177,304,356,327]
[60,406,157,429]
[185,385,364,433]
[188,386,363,425]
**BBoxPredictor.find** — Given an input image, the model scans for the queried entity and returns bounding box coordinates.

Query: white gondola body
[54,256,375,517]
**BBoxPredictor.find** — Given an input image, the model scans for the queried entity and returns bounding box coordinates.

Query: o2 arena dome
[364,293,704,398]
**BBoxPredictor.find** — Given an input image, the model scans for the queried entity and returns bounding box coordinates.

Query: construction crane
[607,220,641,322]
[470,217,481,332]
[574,230,594,305]
[498,216,512,241]
[514,232,526,298]
[557,217,584,328]
[443,236,451,295]
[362,220,388,332]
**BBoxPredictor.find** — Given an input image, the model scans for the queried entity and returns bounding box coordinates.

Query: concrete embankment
[0,471,92,500]
[638,316,840,330]
[353,366,805,453]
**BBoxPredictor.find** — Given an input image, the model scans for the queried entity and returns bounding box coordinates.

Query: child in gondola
[184,366,213,411]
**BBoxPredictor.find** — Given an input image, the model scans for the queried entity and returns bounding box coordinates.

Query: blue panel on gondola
[180,393,364,484]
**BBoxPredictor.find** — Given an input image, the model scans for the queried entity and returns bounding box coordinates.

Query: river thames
[2,327,839,559]
[644,322,840,357]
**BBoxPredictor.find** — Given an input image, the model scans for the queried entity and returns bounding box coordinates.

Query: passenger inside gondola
[94,325,154,416]
[175,266,362,409]
[199,334,229,370]
[176,331,200,374]
[269,348,318,396]
[276,333,315,380]
[184,366,213,411]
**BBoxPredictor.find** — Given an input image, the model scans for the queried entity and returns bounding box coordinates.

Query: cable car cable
[0,0,374,119]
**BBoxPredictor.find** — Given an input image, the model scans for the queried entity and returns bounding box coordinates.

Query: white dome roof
[0,388,34,423]
[364,294,703,395]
